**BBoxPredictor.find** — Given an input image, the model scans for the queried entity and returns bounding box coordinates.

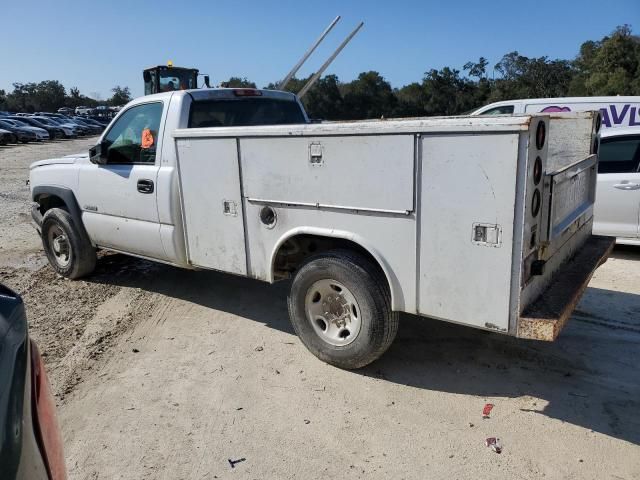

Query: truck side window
[481,105,514,115]
[598,136,640,174]
[102,102,163,164]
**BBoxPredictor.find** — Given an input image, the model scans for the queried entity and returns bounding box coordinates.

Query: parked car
[70,117,102,134]
[0,119,37,143]
[0,284,67,479]
[75,117,105,131]
[593,126,640,244]
[7,116,63,140]
[54,116,91,135]
[57,107,74,115]
[0,128,17,145]
[471,96,640,130]
[0,119,49,141]
[40,116,86,136]
[74,106,92,115]
[31,117,78,139]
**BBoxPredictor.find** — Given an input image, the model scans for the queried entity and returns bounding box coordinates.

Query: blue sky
[1,0,638,99]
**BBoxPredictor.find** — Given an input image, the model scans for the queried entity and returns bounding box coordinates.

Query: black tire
[41,207,96,279]
[288,249,399,369]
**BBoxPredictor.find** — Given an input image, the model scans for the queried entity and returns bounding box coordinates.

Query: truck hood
[29,152,89,169]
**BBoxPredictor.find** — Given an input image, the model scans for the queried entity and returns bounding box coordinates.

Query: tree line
[0,84,132,112]
[2,25,638,118]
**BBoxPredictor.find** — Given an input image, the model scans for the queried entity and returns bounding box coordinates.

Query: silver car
[593,126,640,245]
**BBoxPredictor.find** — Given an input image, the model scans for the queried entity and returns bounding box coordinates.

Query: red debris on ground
[482,403,494,418]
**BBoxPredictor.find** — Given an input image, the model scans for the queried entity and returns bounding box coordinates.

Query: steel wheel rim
[304,279,362,346]
[47,225,71,268]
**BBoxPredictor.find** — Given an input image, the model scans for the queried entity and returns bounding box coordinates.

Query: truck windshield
[188,98,306,128]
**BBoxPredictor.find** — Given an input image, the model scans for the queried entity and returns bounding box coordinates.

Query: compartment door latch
[472,223,502,247]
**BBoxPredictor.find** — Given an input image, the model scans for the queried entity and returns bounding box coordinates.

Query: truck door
[78,101,167,259]
[593,134,640,240]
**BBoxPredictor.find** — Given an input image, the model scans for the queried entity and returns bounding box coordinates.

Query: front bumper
[517,235,615,341]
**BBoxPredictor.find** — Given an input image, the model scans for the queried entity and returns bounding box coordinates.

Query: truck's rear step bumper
[517,235,615,341]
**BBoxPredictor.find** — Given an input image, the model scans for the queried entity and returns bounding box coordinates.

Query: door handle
[613,183,640,190]
[137,179,154,194]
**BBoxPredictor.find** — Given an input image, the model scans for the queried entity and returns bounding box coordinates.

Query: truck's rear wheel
[287,250,398,369]
[41,208,96,279]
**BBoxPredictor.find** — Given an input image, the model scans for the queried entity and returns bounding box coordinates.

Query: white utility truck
[29,88,613,368]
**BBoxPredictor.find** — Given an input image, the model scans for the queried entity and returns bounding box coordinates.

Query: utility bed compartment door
[175,138,247,275]
[418,134,520,331]
[240,135,415,213]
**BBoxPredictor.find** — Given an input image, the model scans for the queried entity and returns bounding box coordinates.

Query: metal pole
[298,22,364,99]
[278,16,341,90]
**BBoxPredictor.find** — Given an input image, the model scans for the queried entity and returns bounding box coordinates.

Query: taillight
[31,341,67,480]
[531,189,541,216]
[232,88,262,97]
[533,156,542,185]
[535,121,546,150]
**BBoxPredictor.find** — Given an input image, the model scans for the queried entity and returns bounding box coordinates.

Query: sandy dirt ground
[1,139,639,479]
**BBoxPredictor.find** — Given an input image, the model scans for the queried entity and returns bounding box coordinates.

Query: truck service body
[29,88,613,368]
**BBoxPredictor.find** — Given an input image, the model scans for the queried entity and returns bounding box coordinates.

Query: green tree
[302,74,345,120]
[342,71,397,120]
[265,76,311,94]
[490,52,574,101]
[109,86,132,106]
[421,67,477,116]
[394,82,426,117]
[33,80,66,112]
[219,77,257,88]
[570,25,640,95]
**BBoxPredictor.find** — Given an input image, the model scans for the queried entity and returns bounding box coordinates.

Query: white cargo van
[472,96,640,129]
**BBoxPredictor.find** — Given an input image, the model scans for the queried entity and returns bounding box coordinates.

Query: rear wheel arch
[270,228,404,311]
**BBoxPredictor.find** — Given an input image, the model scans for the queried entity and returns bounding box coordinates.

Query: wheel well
[36,194,67,215]
[273,234,387,283]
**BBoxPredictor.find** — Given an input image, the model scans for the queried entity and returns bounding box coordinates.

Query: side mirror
[204,75,210,88]
[89,142,107,165]
[143,71,152,83]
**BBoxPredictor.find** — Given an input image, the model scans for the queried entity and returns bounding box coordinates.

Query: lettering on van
[541,104,640,128]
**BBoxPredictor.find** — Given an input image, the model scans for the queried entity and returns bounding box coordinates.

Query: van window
[188,98,306,128]
[481,105,514,115]
[598,135,640,174]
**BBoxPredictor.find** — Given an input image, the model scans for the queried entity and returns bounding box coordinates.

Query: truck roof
[139,88,298,103]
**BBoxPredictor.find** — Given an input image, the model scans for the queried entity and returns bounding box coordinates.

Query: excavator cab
[143,64,203,95]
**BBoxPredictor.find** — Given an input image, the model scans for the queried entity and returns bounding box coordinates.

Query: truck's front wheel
[41,208,96,279]
[288,250,399,369]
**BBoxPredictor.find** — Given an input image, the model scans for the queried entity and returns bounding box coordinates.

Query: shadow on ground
[86,249,640,446]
